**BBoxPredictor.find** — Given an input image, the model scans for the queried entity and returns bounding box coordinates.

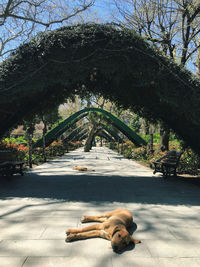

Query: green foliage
[131,147,148,161]
[1,136,82,165]
[130,114,141,133]
[178,149,199,175]
[3,136,27,145]
[1,137,28,161]
[142,133,161,143]
[0,23,200,153]
[112,136,199,175]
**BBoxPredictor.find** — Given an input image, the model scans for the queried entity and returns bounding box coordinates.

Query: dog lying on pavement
[73,166,95,171]
[65,208,141,252]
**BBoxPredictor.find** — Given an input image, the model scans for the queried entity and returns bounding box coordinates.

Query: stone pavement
[0,147,200,267]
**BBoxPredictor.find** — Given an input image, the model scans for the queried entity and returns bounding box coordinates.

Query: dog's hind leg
[81,215,106,223]
[66,223,101,235]
[81,211,114,223]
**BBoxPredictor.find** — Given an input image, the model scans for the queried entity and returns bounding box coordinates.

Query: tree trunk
[100,137,103,147]
[144,119,150,135]
[149,133,154,154]
[84,126,97,152]
[42,122,47,162]
[160,128,170,151]
[117,138,120,153]
[121,141,124,154]
[28,133,33,168]
[42,134,46,162]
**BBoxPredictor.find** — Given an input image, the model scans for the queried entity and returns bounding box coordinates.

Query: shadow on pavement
[0,173,199,206]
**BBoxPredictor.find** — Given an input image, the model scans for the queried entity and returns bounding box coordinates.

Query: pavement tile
[23,256,112,267]
[112,257,157,267]
[68,238,111,257]
[0,257,26,267]
[134,226,176,240]
[168,227,200,240]
[41,226,70,240]
[0,240,70,257]
[163,218,200,227]
[0,224,46,239]
[155,257,200,267]
[144,240,200,257]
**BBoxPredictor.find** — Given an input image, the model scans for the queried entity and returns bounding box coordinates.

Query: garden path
[0,147,200,267]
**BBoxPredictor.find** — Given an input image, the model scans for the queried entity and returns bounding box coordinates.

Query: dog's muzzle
[112,243,118,251]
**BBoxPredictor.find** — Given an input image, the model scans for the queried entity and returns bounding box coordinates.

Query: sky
[0,0,116,59]
[92,0,117,22]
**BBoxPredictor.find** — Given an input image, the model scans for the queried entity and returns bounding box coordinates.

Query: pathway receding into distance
[0,147,200,267]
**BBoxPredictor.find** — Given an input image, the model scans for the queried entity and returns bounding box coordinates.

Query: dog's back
[105,209,134,228]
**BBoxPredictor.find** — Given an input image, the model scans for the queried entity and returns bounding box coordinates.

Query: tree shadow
[0,173,200,206]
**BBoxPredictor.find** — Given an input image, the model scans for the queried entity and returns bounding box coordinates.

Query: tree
[130,114,141,133]
[112,0,200,150]
[23,116,39,168]
[0,0,95,58]
[84,111,104,152]
[113,0,200,67]
[39,107,61,161]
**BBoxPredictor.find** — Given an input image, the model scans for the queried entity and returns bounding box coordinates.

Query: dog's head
[111,226,141,251]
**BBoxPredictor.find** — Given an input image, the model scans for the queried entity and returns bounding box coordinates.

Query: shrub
[0,139,28,161]
[131,147,148,161]
[178,149,199,175]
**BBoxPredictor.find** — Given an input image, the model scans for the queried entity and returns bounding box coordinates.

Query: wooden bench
[153,151,183,177]
[0,150,25,176]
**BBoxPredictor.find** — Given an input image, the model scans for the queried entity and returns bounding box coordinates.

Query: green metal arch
[98,124,123,143]
[63,125,87,143]
[63,122,123,143]
[34,108,146,147]
[72,129,89,142]
[78,132,88,142]
[34,112,88,147]
[97,130,114,142]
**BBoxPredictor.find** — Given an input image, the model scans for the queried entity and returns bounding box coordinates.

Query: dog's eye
[118,234,121,238]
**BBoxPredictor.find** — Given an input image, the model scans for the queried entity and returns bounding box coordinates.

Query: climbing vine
[0,23,200,152]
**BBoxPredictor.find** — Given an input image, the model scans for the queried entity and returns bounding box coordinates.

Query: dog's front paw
[134,239,141,244]
[66,229,73,235]
[81,216,88,223]
[65,234,75,242]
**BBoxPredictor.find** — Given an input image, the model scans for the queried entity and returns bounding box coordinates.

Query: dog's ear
[111,226,121,237]
[131,237,141,244]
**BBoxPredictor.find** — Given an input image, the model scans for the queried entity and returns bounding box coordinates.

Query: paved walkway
[0,147,200,267]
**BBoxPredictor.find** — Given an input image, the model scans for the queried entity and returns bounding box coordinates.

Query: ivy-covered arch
[34,107,146,147]
[0,23,200,152]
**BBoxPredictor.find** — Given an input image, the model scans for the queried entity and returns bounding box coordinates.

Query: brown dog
[73,166,95,171]
[65,208,141,251]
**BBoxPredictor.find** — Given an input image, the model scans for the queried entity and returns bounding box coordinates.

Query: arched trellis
[34,112,88,147]
[97,130,114,143]
[63,122,123,143]
[34,107,146,147]
[0,23,200,152]
[63,125,87,143]
[98,124,123,143]
[69,128,88,142]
